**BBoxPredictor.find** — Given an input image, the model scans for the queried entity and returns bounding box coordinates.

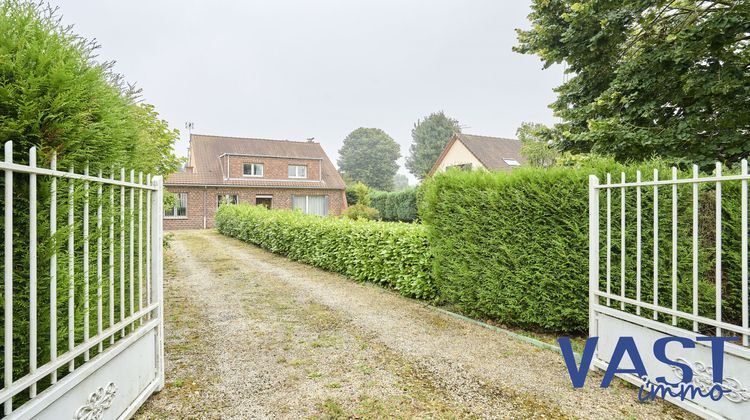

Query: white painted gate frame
[588,164,750,419]
[0,141,165,419]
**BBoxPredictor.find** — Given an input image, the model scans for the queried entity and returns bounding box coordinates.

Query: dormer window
[288,165,307,178]
[243,163,263,177]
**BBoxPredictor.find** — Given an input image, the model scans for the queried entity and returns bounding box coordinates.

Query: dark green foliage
[337,128,400,191]
[405,112,461,179]
[345,186,359,206]
[421,160,741,334]
[515,1,750,168]
[0,1,180,402]
[369,188,418,222]
[216,205,435,299]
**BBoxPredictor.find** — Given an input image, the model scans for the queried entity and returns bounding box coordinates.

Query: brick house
[164,134,347,229]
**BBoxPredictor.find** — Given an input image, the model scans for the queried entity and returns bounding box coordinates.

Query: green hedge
[420,162,734,334]
[215,205,436,299]
[370,188,418,222]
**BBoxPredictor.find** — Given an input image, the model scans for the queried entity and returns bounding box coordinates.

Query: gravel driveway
[136,230,692,419]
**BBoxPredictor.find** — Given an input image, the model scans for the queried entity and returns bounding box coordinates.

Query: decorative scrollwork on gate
[74,382,117,420]
[671,358,750,403]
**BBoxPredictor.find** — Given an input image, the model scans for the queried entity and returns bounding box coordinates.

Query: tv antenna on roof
[306,137,315,142]
[185,121,194,134]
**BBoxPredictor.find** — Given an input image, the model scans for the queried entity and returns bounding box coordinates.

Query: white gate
[589,163,750,419]
[0,141,164,419]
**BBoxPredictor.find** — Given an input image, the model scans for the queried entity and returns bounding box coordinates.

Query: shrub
[369,188,418,222]
[342,204,379,220]
[0,1,180,396]
[420,160,729,334]
[216,205,436,299]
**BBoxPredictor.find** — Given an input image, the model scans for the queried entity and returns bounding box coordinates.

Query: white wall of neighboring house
[433,140,484,173]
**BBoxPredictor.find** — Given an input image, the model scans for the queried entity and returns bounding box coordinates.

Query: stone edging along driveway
[136,230,693,419]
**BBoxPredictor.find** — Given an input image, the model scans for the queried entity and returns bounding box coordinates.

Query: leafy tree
[406,111,461,179]
[337,128,400,191]
[515,1,750,168]
[516,122,558,167]
[392,173,409,190]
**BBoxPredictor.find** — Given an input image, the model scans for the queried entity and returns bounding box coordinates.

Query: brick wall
[225,155,322,181]
[164,185,346,230]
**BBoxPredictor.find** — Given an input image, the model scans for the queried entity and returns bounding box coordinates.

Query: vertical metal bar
[692,164,699,332]
[4,141,13,415]
[715,162,722,337]
[151,175,165,389]
[50,153,57,383]
[636,170,642,315]
[146,174,152,314]
[620,172,626,311]
[29,147,37,398]
[67,167,74,372]
[97,170,103,352]
[672,166,678,326]
[742,159,748,346]
[606,173,611,306]
[138,172,143,325]
[653,168,659,321]
[109,172,115,345]
[83,165,90,361]
[589,176,600,341]
[120,169,125,337]
[129,170,135,330]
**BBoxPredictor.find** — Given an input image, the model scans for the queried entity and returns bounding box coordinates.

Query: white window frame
[165,192,188,219]
[243,163,264,177]
[217,194,239,207]
[288,165,307,179]
[292,195,328,216]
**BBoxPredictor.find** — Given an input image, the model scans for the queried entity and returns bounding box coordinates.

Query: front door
[256,196,272,209]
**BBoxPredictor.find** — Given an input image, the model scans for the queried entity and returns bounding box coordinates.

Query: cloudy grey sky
[50,0,561,181]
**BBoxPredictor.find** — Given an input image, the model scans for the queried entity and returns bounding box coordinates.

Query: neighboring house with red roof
[428,133,526,176]
[164,134,347,229]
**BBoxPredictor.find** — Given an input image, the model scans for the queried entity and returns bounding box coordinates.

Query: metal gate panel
[0,141,165,419]
[589,162,750,419]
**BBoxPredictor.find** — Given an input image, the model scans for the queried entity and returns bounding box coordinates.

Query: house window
[243,163,264,177]
[503,158,521,167]
[288,165,307,178]
[165,192,187,218]
[255,195,272,209]
[292,195,328,216]
[217,194,239,207]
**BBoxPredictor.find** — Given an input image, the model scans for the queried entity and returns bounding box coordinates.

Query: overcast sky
[50,0,561,181]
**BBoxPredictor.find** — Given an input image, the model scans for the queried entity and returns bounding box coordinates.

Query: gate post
[588,175,600,351]
[150,175,165,390]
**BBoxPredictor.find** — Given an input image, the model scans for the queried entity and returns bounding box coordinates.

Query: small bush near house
[342,204,379,220]
[370,188,418,222]
[216,204,436,299]
[421,160,732,334]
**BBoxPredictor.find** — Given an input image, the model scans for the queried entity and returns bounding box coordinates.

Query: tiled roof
[456,133,525,171]
[166,134,346,189]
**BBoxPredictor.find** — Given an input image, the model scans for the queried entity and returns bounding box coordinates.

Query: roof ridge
[459,133,519,142]
[191,133,318,144]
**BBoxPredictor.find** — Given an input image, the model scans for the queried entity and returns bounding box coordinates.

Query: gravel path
[136,230,692,419]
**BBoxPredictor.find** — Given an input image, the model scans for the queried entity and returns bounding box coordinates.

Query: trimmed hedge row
[215,204,436,299]
[370,188,418,222]
[420,162,733,334]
